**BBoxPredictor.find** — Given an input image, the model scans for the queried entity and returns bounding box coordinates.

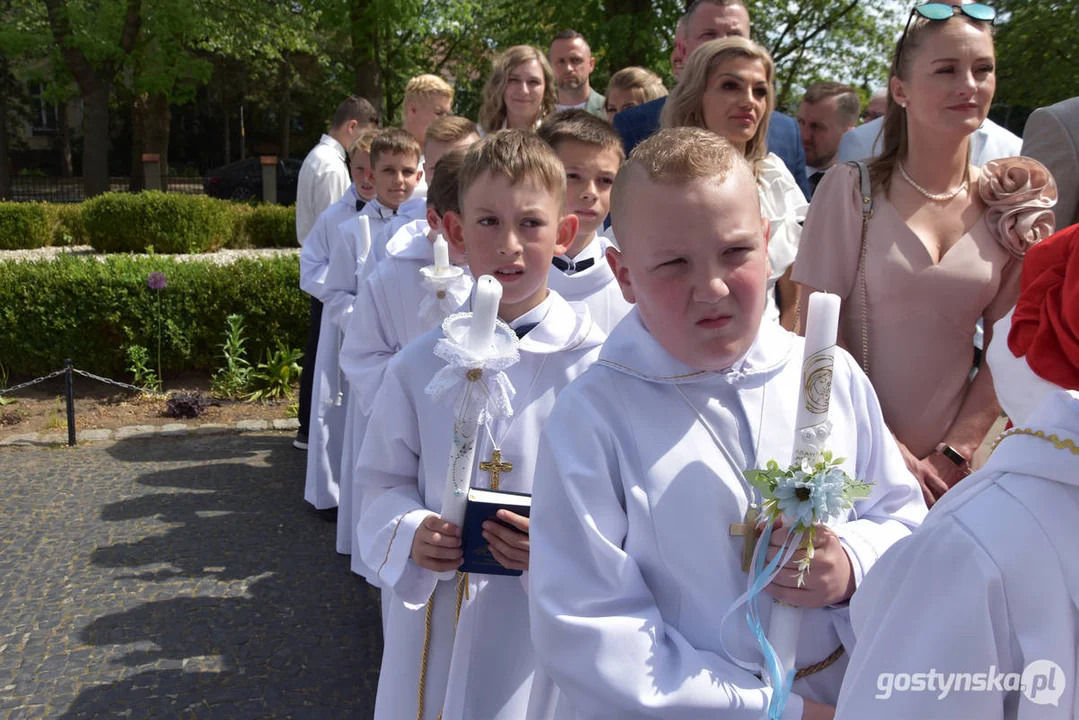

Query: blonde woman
[662,37,808,329]
[478,45,558,134]
[604,67,668,122]
[793,3,1056,506]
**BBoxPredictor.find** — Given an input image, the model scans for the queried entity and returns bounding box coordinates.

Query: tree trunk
[0,57,11,201]
[222,76,231,165]
[350,0,383,119]
[58,101,73,177]
[145,92,171,185]
[278,65,292,158]
[82,79,112,196]
[130,95,146,191]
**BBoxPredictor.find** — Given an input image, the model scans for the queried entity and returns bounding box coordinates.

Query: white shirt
[837,117,1022,166]
[758,153,810,325]
[296,134,350,245]
[528,312,926,719]
[836,389,1079,720]
[356,291,605,720]
[547,234,633,334]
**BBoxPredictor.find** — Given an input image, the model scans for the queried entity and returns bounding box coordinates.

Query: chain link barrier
[70,369,162,396]
[0,368,69,397]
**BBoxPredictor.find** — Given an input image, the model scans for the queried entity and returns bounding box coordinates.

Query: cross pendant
[479,449,513,491]
[729,505,761,574]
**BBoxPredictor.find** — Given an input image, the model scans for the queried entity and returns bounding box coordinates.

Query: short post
[64,359,76,447]
[260,155,277,205]
[142,153,162,192]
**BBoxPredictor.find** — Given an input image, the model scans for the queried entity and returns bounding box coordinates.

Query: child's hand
[483,510,530,571]
[410,515,463,572]
[800,699,835,720]
[763,521,855,609]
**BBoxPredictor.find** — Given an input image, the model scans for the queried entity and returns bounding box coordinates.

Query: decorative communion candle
[466,275,501,356]
[433,234,451,275]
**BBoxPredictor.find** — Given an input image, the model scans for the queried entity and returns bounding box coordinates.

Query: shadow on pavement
[60,434,382,719]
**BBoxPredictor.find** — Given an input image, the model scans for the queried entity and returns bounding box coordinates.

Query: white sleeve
[835,523,1012,720]
[298,213,333,300]
[529,393,802,720]
[355,358,439,607]
[339,267,402,417]
[759,156,809,282]
[321,230,358,333]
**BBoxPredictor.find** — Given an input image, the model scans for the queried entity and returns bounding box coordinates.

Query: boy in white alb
[527,128,926,720]
[355,130,606,720]
[538,109,632,333]
[336,116,480,558]
[300,129,378,510]
[835,225,1079,720]
[359,128,423,265]
[336,147,476,560]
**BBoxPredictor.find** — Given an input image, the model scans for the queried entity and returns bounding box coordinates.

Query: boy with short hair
[300,127,379,510]
[527,128,925,720]
[355,130,606,720]
[538,109,632,332]
[402,74,455,145]
[336,147,476,560]
[386,115,480,241]
[360,128,423,264]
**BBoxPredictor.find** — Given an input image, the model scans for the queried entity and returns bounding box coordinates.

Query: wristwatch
[935,442,968,467]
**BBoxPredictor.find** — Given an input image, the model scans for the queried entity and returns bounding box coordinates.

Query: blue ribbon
[745,520,800,720]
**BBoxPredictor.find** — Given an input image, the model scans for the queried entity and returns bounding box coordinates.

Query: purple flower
[147,272,167,290]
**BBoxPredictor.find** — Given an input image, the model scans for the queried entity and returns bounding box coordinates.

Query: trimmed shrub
[0,203,52,250]
[230,204,297,249]
[0,254,306,377]
[82,191,235,254]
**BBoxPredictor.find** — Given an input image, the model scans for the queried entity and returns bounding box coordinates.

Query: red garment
[1008,223,1079,389]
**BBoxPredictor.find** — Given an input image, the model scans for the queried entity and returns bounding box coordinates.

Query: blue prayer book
[460,488,532,577]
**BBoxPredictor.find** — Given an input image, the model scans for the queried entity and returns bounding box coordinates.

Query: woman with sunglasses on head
[793,2,1057,508]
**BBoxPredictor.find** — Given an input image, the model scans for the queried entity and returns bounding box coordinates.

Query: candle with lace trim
[438,276,504,529]
[767,291,840,691]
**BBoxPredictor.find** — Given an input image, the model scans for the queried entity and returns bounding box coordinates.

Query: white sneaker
[293,432,308,450]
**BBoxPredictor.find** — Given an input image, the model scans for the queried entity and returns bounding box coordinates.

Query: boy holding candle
[354,129,606,720]
[538,109,633,333]
[335,148,475,560]
[526,128,925,720]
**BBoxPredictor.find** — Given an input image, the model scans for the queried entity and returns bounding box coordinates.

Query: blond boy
[527,128,925,719]
[360,128,423,264]
[538,109,632,332]
[355,130,606,720]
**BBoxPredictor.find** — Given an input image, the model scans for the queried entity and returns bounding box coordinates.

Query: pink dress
[793,158,1057,457]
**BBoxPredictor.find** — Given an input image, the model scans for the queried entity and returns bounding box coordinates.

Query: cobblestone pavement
[0,432,382,719]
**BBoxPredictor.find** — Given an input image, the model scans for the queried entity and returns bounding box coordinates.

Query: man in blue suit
[613,0,809,199]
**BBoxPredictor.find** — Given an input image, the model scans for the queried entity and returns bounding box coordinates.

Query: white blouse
[757,152,809,325]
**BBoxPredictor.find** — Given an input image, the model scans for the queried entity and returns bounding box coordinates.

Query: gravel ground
[0,246,300,265]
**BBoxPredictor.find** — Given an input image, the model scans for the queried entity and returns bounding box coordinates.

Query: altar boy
[527,128,925,720]
[355,130,606,720]
[359,128,423,263]
[538,109,632,332]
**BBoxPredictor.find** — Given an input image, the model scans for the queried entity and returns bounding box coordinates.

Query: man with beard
[549,30,606,119]
[796,82,859,198]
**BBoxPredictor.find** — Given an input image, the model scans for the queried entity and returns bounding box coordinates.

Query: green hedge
[0,195,297,252]
[0,204,54,250]
[0,254,306,377]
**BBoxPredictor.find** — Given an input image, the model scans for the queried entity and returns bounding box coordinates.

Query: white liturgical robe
[335,219,473,559]
[528,310,926,719]
[356,291,605,720]
[835,389,1079,720]
[300,185,363,510]
[545,234,632,335]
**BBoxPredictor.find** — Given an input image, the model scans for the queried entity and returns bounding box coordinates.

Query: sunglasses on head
[897,3,997,60]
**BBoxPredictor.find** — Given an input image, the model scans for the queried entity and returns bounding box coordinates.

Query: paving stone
[76,429,113,443]
[271,418,300,431]
[158,424,190,436]
[114,426,157,440]
[37,433,69,446]
[1,432,380,717]
[193,424,232,436]
[234,420,268,432]
[0,433,39,446]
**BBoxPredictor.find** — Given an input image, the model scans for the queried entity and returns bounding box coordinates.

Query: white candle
[355,215,372,265]
[439,419,479,529]
[767,291,841,689]
[467,275,501,356]
[433,235,451,274]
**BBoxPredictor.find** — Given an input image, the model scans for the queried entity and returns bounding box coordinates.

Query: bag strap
[851,161,873,375]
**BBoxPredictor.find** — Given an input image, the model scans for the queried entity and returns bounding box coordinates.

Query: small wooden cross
[729,505,761,573]
[479,449,513,491]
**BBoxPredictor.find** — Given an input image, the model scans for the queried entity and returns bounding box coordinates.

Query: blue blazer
[613,97,810,199]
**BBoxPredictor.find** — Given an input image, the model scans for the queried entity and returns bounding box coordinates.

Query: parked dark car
[203,157,303,205]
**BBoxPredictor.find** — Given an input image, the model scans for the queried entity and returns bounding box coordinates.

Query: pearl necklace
[899,163,968,202]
